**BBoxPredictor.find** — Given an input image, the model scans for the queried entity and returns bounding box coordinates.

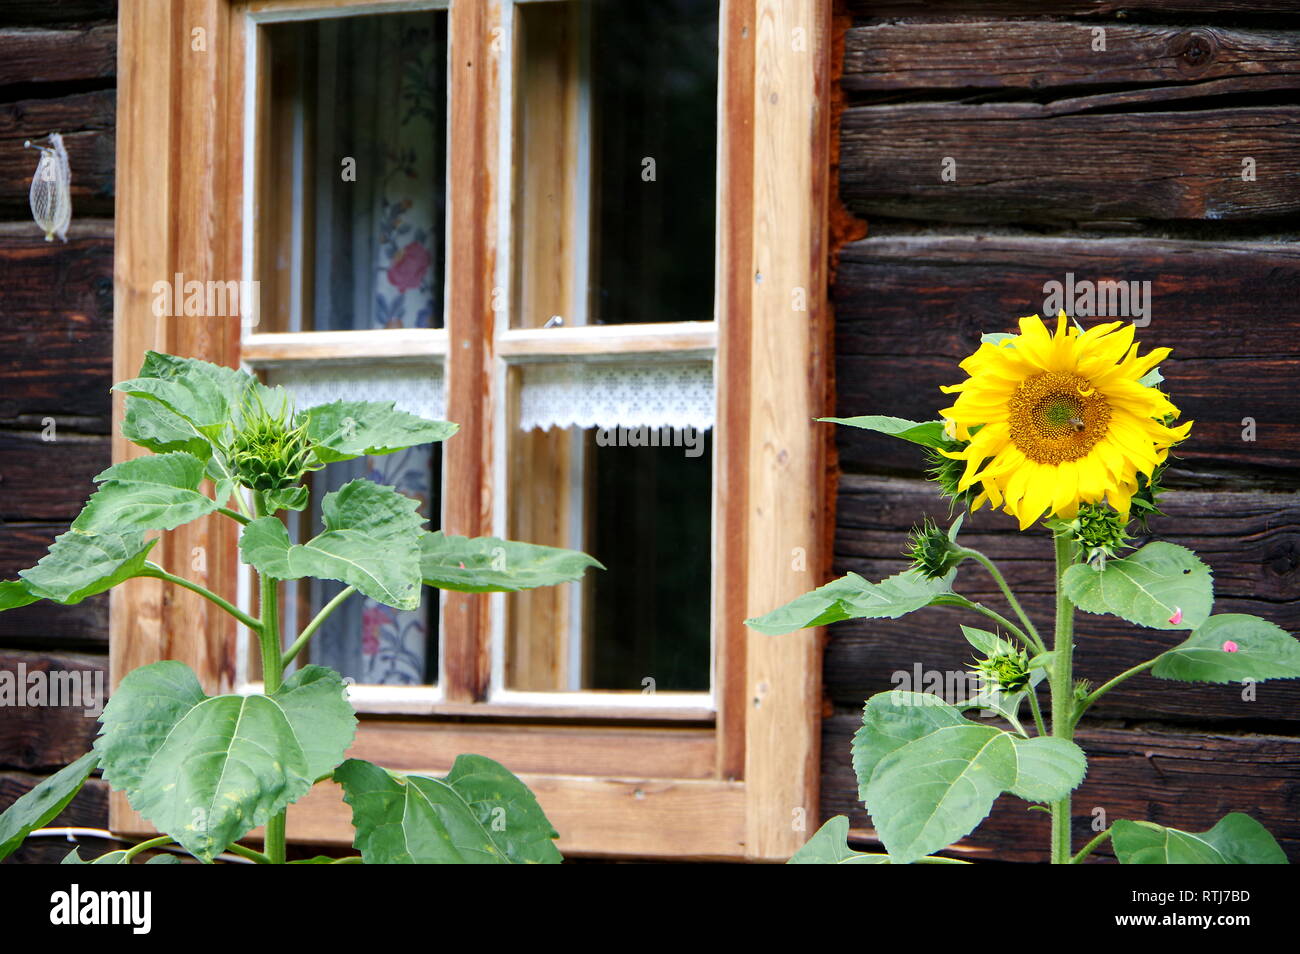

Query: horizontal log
[0,225,114,428]
[824,475,1300,723]
[840,104,1300,226]
[0,25,116,86]
[0,430,106,522]
[844,0,1300,17]
[0,650,106,771]
[0,773,107,865]
[0,2,117,28]
[0,523,108,646]
[832,235,1300,475]
[844,22,1300,92]
[822,714,1300,863]
[0,90,115,217]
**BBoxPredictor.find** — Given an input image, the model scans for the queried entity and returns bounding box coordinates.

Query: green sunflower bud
[906,517,964,580]
[924,442,978,512]
[230,393,318,494]
[970,646,1031,695]
[1063,502,1131,568]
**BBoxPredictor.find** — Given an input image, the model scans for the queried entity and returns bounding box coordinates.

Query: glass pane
[504,365,713,692]
[512,0,718,329]
[259,11,448,332]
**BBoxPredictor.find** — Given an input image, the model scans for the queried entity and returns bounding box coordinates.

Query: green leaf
[114,351,255,441]
[788,816,972,865]
[746,568,954,636]
[122,395,212,460]
[851,692,1081,862]
[1112,813,1288,864]
[1063,541,1212,630]
[288,855,349,864]
[94,660,356,862]
[818,415,952,450]
[18,530,157,605]
[866,722,1016,865]
[852,691,969,800]
[261,485,309,513]
[960,625,1012,657]
[0,580,38,612]
[981,332,1016,346]
[1138,367,1164,389]
[62,848,130,864]
[789,817,888,864]
[419,531,604,593]
[322,479,425,541]
[240,482,428,609]
[301,400,458,463]
[72,452,218,533]
[335,755,563,864]
[146,852,183,863]
[1152,614,1300,684]
[1007,736,1087,803]
[0,750,99,860]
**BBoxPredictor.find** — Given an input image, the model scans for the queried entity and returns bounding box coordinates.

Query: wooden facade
[0,0,1297,863]
[826,0,1300,862]
[0,0,118,863]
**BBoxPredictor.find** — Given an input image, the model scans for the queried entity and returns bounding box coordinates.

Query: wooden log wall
[0,0,117,865]
[829,0,1300,861]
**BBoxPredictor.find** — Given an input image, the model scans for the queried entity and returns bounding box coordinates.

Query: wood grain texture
[0,431,106,522]
[840,104,1300,226]
[743,0,831,860]
[0,775,107,865]
[832,235,1300,475]
[0,24,116,85]
[0,90,115,218]
[714,0,758,782]
[844,22,1300,92]
[440,0,498,704]
[826,475,1300,723]
[0,224,114,428]
[844,0,1300,17]
[0,650,105,770]
[0,2,116,28]
[822,712,1300,863]
[112,773,751,860]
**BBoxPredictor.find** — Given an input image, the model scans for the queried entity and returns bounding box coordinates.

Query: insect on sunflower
[939,311,1191,530]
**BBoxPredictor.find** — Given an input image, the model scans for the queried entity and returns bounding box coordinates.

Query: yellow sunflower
[939,311,1191,530]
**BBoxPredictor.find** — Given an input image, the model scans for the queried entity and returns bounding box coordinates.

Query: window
[111,0,829,860]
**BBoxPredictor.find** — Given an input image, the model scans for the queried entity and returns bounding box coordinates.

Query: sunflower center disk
[1007,371,1111,464]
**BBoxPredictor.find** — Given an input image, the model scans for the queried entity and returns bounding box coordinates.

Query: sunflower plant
[751,312,1299,865]
[0,352,602,864]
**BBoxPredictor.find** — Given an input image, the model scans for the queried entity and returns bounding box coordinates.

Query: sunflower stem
[956,548,1046,653]
[1049,527,1078,864]
[254,492,287,865]
[1026,686,1048,737]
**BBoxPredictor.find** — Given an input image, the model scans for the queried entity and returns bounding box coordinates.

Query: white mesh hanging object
[518,360,715,431]
[25,132,72,243]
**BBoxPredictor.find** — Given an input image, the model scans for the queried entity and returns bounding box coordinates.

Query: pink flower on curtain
[387,239,431,292]
[361,604,396,657]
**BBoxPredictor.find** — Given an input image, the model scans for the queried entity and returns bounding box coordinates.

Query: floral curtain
[307,12,446,685]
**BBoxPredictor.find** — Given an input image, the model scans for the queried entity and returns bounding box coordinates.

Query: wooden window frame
[111,0,831,860]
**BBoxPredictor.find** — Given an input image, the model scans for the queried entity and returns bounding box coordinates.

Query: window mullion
[440,0,501,703]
